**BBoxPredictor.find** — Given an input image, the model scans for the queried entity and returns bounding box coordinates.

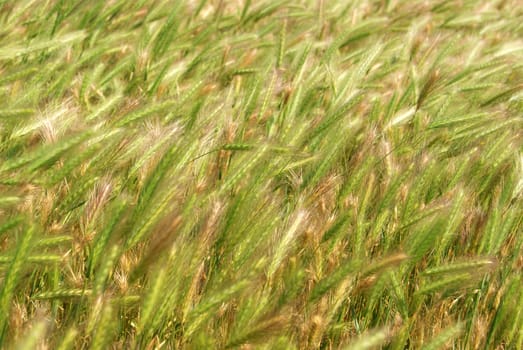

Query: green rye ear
[1,0,522,348]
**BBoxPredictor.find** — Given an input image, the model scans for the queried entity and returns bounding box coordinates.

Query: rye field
[0,0,522,349]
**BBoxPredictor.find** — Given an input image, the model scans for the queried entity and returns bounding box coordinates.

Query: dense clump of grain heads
[0,0,522,348]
